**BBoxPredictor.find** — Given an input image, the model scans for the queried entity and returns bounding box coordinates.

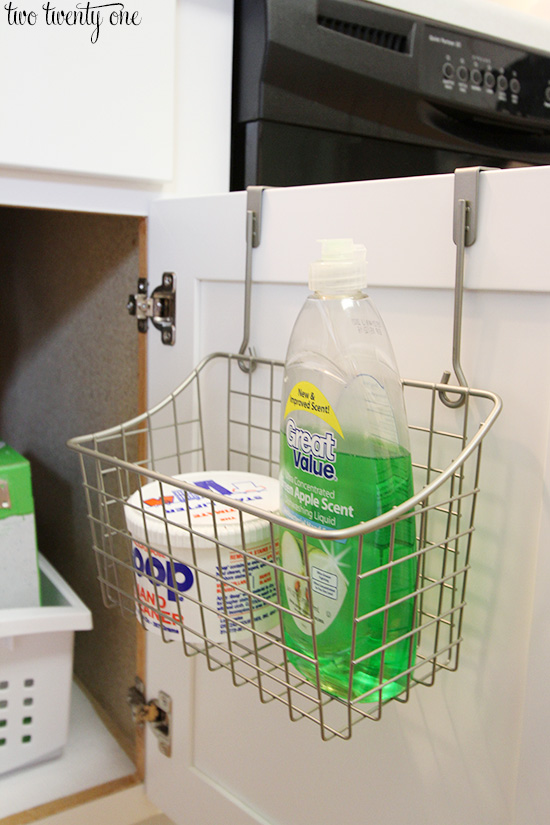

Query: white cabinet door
[0,0,235,216]
[145,169,550,825]
[0,0,175,182]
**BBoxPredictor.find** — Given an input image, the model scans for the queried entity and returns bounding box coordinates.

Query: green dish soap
[279,239,417,704]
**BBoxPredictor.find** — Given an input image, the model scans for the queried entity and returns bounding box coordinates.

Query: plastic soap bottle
[279,239,417,703]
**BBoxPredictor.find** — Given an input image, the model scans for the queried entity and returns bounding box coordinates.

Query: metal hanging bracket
[127,272,176,345]
[246,185,267,249]
[452,165,486,247]
[238,186,269,372]
[127,677,172,757]
[439,166,496,408]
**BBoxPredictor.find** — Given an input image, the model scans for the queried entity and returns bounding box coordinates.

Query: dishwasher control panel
[421,25,550,125]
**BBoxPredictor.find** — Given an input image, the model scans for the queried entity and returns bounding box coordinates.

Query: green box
[0,442,41,608]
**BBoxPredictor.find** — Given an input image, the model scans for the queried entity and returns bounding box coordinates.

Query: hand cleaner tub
[279,240,417,703]
[125,471,279,644]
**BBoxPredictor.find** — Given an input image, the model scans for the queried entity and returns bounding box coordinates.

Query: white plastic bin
[0,554,92,775]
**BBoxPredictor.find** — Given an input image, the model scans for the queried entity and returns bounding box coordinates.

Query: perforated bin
[67,352,501,741]
[0,554,92,774]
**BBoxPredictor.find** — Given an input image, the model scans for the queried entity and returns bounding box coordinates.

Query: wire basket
[67,352,501,741]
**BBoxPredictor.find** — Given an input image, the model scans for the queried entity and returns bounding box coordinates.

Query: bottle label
[280,380,412,638]
[283,381,343,437]
[280,381,350,635]
[280,530,349,636]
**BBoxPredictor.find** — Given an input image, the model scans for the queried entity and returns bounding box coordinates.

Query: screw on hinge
[127,678,172,757]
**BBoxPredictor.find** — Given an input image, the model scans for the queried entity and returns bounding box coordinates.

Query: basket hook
[238,186,269,373]
[439,166,495,408]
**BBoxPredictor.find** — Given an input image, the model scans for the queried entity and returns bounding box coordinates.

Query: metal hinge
[127,272,176,345]
[127,677,172,757]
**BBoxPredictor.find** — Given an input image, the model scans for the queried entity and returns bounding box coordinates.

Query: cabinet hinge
[127,272,176,345]
[127,677,172,757]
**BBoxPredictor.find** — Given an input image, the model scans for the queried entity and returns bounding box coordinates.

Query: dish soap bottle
[279,239,417,703]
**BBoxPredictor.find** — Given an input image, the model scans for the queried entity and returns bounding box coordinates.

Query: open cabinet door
[143,171,550,825]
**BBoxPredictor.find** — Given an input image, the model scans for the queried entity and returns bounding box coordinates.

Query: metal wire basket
[67,351,501,741]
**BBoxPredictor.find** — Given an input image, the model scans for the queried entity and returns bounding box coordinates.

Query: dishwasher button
[442,62,455,80]
[497,75,508,91]
[471,69,483,86]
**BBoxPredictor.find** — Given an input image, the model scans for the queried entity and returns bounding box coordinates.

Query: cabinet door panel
[145,172,550,825]
[0,0,175,181]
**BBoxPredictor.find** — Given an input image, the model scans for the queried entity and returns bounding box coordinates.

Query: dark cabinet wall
[0,207,142,759]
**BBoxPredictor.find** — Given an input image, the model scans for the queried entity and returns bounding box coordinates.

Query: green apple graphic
[281,530,349,636]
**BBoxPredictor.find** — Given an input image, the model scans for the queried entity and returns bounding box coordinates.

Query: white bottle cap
[308,239,368,294]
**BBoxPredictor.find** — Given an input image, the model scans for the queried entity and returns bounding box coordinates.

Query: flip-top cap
[309,239,368,294]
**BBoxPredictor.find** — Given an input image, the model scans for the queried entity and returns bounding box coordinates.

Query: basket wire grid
[68,351,502,741]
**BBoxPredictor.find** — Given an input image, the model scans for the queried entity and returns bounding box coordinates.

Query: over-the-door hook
[439,166,495,408]
[238,186,269,373]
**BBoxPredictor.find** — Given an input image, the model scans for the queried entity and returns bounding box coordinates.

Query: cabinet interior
[0,206,143,762]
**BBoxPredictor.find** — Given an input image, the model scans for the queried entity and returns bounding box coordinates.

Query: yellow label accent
[284,382,344,438]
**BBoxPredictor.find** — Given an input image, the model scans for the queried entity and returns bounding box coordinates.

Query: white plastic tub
[0,554,92,775]
[125,470,280,643]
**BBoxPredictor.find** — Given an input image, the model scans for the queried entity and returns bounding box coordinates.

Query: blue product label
[133,542,194,634]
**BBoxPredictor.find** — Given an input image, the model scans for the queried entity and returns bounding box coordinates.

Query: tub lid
[124,470,279,549]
